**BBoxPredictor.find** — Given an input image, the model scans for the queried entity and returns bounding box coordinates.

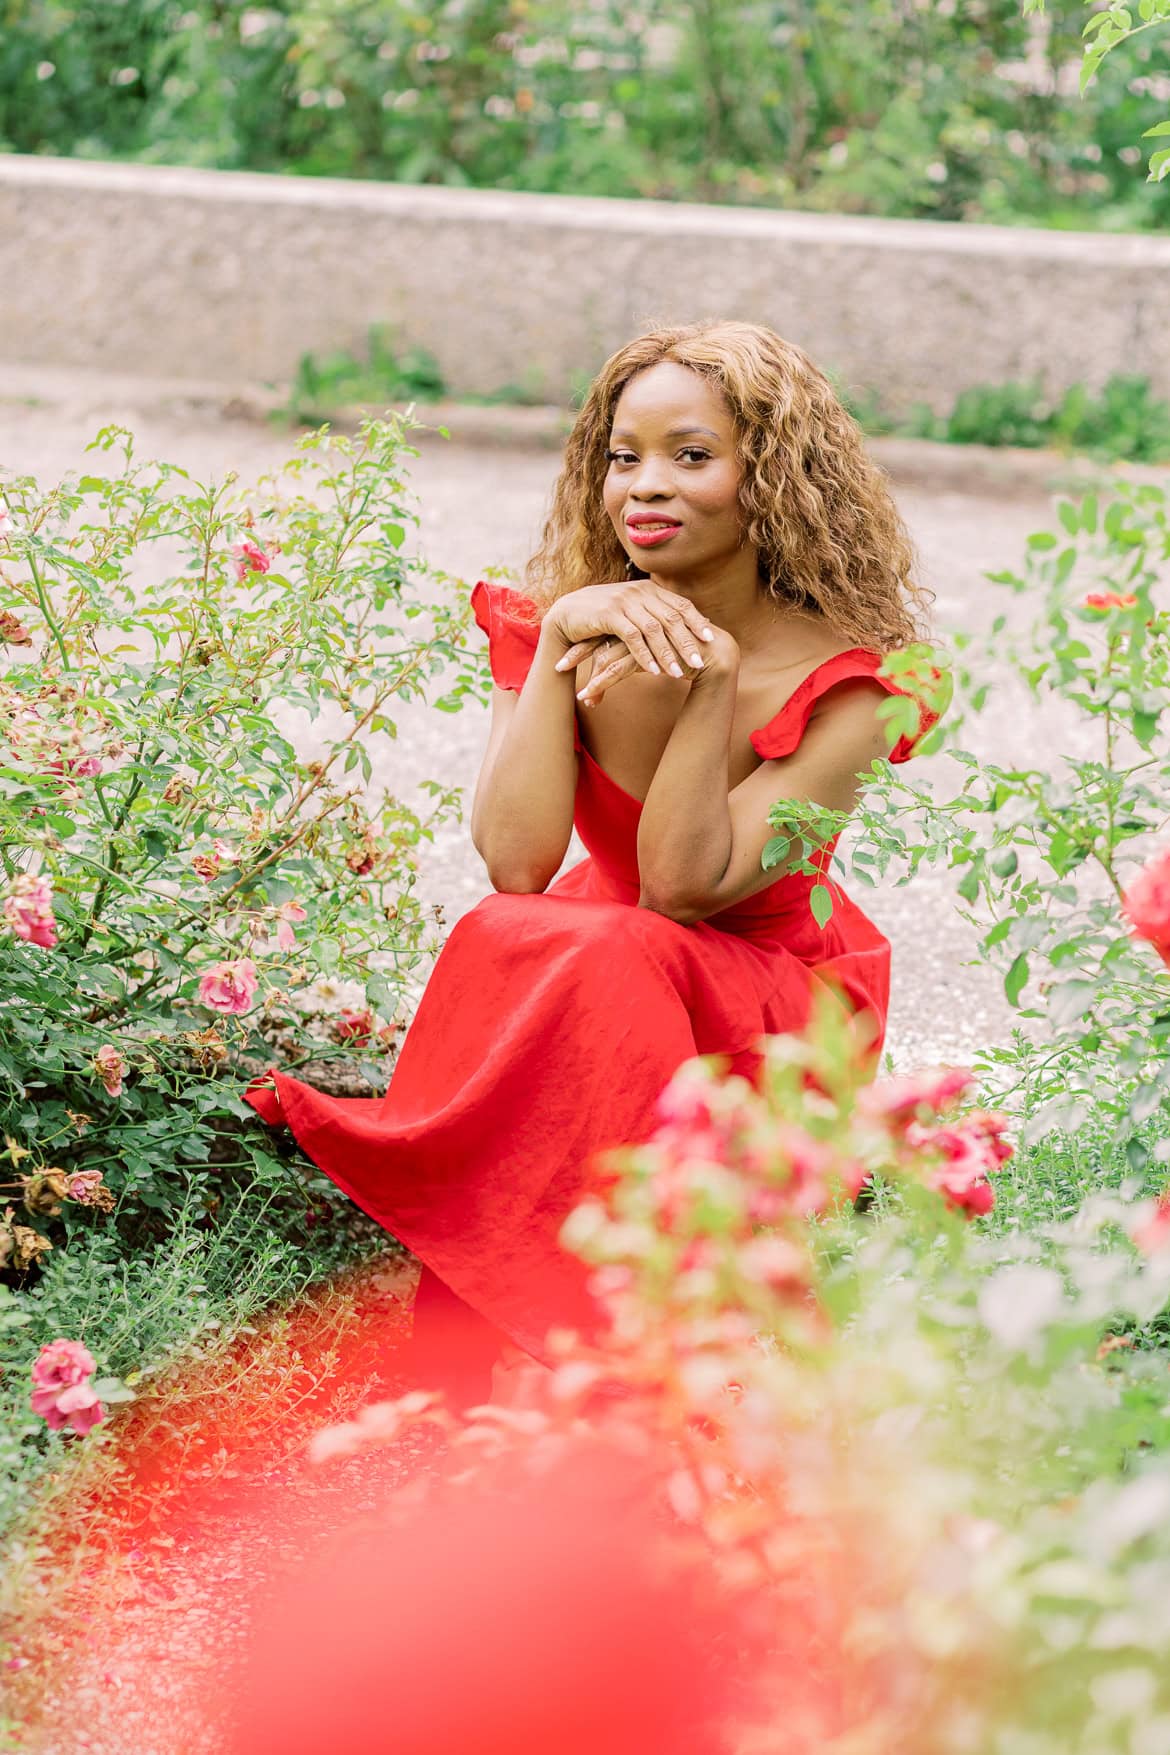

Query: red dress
[245,580,929,1372]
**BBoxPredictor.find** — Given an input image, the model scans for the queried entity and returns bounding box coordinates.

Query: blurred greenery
[0,0,1166,229]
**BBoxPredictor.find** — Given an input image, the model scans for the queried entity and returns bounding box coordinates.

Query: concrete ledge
[4,362,1167,502]
[3,155,1168,416]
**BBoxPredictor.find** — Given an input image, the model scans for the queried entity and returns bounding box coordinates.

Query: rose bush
[851,480,1170,1169]
[0,413,489,1530]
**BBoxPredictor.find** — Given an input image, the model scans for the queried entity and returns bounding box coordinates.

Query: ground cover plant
[2,0,1167,230]
[0,414,486,1542]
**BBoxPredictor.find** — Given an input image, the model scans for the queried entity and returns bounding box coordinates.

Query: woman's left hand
[575,625,739,708]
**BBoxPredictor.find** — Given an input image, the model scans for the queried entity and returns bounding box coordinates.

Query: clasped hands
[547,581,738,707]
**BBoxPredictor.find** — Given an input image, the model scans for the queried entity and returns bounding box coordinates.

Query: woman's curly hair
[521,319,931,652]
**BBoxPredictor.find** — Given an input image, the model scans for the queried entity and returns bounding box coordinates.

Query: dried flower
[21,1169,70,1217]
[1,1209,52,1271]
[198,958,259,1015]
[0,610,32,646]
[182,1026,230,1073]
[65,1169,115,1212]
[4,873,58,949]
[29,1339,105,1435]
[92,1045,127,1099]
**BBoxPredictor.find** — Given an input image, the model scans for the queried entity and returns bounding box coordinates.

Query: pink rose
[275,901,307,952]
[0,610,32,646]
[29,1339,105,1435]
[1122,847,1170,968]
[0,503,13,537]
[232,538,273,581]
[197,957,259,1015]
[92,1046,127,1099]
[908,1110,1012,1218]
[1132,1191,1170,1256]
[192,853,222,883]
[4,873,58,949]
[860,1066,975,1128]
[65,1169,113,1209]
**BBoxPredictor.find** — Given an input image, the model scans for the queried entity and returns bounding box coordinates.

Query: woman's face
[602,361,751,582]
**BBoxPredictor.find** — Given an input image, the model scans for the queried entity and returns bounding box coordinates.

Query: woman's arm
[470,619,581,894]
[636,637,890,925]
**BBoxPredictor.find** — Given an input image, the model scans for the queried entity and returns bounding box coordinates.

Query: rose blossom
[1121,847,1170,968]
[29,1339,105,1435]
[197,957,259,1015]
[1132,1191,1170,1256]
[192,853,222,883]
[275,901,307,952]
[66,1169,115,1211]
[860,1066,975,1128]
[335,1007,375,1045]
[0,502,13,537]
[231,538,273,581]
[908,1110,1013,1217]
[4,873,58,949]
[92,1046,127,1099]
[1084,591,1137,611]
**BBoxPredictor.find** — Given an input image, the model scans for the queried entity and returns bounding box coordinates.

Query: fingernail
[648,662,660,675]
[701,629,715,642]
[688,653,703,667]
[555,659,568,670]
[669,663,683,678]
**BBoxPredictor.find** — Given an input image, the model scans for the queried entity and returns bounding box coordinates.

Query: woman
[246,320,935,1400]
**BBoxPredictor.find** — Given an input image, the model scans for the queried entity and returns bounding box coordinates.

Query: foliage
[843,373,1170,464]
[301,1010,1170,1753]
[1029,0,1170,182]
[1,0,1167,229]
[0,415,487,1528]
[853,479,1170,1161]
[277,325,447,427]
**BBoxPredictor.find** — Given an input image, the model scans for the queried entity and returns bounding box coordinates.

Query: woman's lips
[626,523,681,547]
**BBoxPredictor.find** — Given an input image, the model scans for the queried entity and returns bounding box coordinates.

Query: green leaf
[1004,953,1030,1007]
[1142,119,1170,137]
[809,884,834,929]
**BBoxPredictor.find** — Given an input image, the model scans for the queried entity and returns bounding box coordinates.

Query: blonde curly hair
[521,319,931,652]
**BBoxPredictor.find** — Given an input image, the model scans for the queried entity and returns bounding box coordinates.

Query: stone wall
[3,154,1166,414]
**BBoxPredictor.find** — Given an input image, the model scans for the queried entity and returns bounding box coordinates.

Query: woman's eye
[604,448,709,463]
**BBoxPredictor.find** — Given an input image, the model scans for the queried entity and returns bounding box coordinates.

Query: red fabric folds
[245,580,933,1365]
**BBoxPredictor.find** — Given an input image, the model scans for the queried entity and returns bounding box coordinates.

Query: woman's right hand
[545,582,716,681]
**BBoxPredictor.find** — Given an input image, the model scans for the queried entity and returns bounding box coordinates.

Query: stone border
[4,363,1166,502]
[3,155,1169,415]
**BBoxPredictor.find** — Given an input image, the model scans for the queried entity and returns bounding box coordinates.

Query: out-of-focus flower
[231,537,274,580]
[21,1169,70,1217]
[1122,846,1170,968]
[198,958,259,1015]
[0,610,32,646]
[1132,1189,1170,1255]
[274,901,307,952]
[4,873,58,948]
[335,1007,375,1045]
[908,1109,1012,1217]
[29,1339,105,1435]
[192,853,222,883]
[65,1168,115,1212]
[92,1045,127,1098]
[0,503,14,537]
[859,1066,975,1128]
[1084,591,1137,612]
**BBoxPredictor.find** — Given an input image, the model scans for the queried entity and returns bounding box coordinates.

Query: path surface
[2,379,1054,1066]
[0,379,1073,1752]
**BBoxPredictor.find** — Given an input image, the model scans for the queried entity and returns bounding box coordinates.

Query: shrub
[0,414,486,1521]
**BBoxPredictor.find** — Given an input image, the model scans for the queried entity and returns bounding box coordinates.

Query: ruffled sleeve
[749,649,940,766]
[470,578,543,694]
